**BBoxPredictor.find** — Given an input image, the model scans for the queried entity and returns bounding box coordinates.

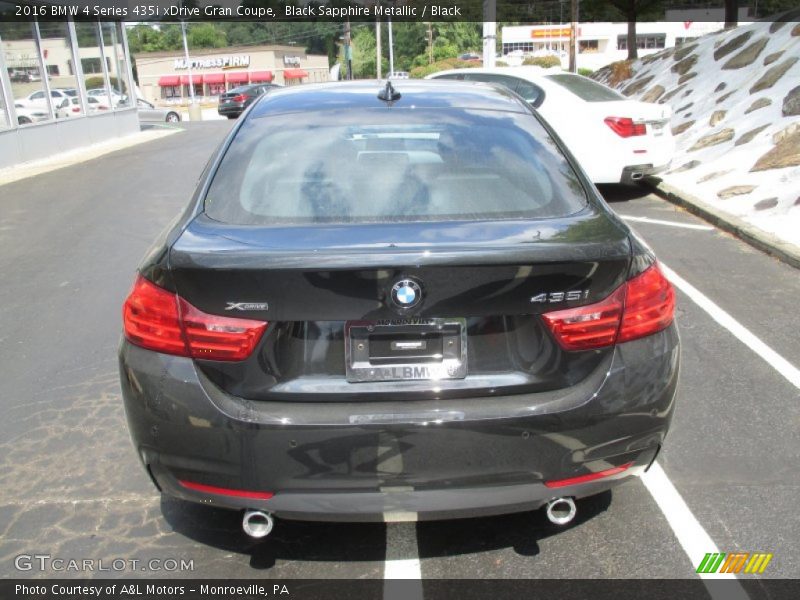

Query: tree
[584,0,663,61]
[724,0,739,29]
[187,23,227,48]
[351,27,378,79]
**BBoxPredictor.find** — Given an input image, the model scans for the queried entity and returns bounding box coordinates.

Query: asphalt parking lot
[0,122,797,586]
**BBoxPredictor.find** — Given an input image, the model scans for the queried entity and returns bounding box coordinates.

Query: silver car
[136,98,181,123]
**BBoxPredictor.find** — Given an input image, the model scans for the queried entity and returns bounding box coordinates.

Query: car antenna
[378,80,401,103]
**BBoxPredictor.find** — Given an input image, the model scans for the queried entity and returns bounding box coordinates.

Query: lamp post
[180,19,201,120]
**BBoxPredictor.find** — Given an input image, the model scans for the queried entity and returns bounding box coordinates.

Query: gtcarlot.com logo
[14,554,194,573]
[696,552,773,574]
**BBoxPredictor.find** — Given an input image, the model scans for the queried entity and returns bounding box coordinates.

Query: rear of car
[120,81,678,530]
[218,84,278,119]
[428,69,674,184]
[543,73,674,183]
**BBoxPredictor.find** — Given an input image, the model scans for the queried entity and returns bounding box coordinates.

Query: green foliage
[188,23,227,49]
[409,58,473,79]
[84,76,122,91]
[578,67,595,77]
[522,56,562,68]
[351,27,378,79]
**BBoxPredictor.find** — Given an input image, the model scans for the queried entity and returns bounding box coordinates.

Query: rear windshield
[204,109,587,225]
[545,74,625,102]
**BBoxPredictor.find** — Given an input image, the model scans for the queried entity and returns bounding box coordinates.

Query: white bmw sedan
[427,67,674,184]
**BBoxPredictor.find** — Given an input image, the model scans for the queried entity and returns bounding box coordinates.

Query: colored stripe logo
[696,552,773,574]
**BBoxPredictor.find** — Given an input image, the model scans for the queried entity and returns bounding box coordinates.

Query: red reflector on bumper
[178,480,274,500]
[544,462,633,488]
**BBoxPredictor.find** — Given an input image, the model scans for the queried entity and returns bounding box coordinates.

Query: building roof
[133,45,309,59]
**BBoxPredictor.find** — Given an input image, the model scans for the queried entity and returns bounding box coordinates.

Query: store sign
[283,55,301,66]
[174,55,250,70]
[531,28,579,39]
[5,51,39,67]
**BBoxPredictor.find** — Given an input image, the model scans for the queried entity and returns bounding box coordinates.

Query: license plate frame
[345,318,468,383]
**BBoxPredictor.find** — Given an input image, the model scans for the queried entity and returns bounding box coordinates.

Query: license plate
[345,318,467,382]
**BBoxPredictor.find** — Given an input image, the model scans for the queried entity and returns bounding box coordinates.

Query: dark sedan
[217,83,281,119]
[120,80,679,539]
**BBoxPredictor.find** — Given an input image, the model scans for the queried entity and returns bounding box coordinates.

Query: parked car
[10,70,41,83]
[87,87,126,107]
[55,96,109,118]
[136,98,181,123]
[16,89,73,109]
[427,67,674,184]
[458,53,482,62]
[14,103,48,125]
[120,80,678,537]
[217,84,281,119]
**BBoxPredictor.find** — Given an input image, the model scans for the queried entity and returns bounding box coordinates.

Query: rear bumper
[119,324,679,522]
[217,103,245,116]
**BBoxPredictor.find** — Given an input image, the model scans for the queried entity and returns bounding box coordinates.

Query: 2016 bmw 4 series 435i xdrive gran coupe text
[119,80,679,538]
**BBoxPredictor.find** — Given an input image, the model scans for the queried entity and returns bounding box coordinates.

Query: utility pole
[344,20,352,80]
[427,22,433,64]
[388,15,394,77]
[482,0,496,68]
[569,0,578,73]
[376,18,382,78]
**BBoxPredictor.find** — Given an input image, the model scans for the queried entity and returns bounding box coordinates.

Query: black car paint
[120,80,679,522]
[217,84,280,118]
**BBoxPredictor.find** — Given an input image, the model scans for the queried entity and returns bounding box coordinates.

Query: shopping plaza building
[0,3,138,169]
[134,45,330,104]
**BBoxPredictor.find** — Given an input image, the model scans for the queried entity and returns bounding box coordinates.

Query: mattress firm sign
[174,55,250,70]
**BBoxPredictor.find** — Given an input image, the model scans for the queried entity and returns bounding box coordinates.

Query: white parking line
[383,260,797,594]
[661,263,800,390]
[621,215,714,231]
[639,260,800,598]
[384,522,423,600]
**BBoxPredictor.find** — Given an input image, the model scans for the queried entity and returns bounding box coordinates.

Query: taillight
[618,262,675,343]
[177,297,268,361]
[123,276,186,355]
[71,106,80,112]
[604,116,646,138]
[123,275,267,361]
[542,286,625,351]
[542,263,674,351]
[233,94,248,102]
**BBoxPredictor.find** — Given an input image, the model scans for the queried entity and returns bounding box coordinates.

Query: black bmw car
[120,80,679,538]
[217,83,281,119]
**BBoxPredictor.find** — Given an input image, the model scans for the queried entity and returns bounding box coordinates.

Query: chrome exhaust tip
[545,497,577,526]
[242,509,274,539]
[630,172,644,181]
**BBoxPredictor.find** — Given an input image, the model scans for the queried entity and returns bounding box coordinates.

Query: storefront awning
[226,72,249,84]
[158,76,180,87]
[249,70,273,82]
[180,74,203,85]
[283,69,308,80]
[203,73,225,84]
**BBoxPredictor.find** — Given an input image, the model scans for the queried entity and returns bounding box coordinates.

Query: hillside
[594,17,800,246]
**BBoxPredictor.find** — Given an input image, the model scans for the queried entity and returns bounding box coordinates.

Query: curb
[0,128,180,187]
[647,180,800,270]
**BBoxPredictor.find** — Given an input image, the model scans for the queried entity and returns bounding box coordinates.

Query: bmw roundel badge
[390,279,422,309]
